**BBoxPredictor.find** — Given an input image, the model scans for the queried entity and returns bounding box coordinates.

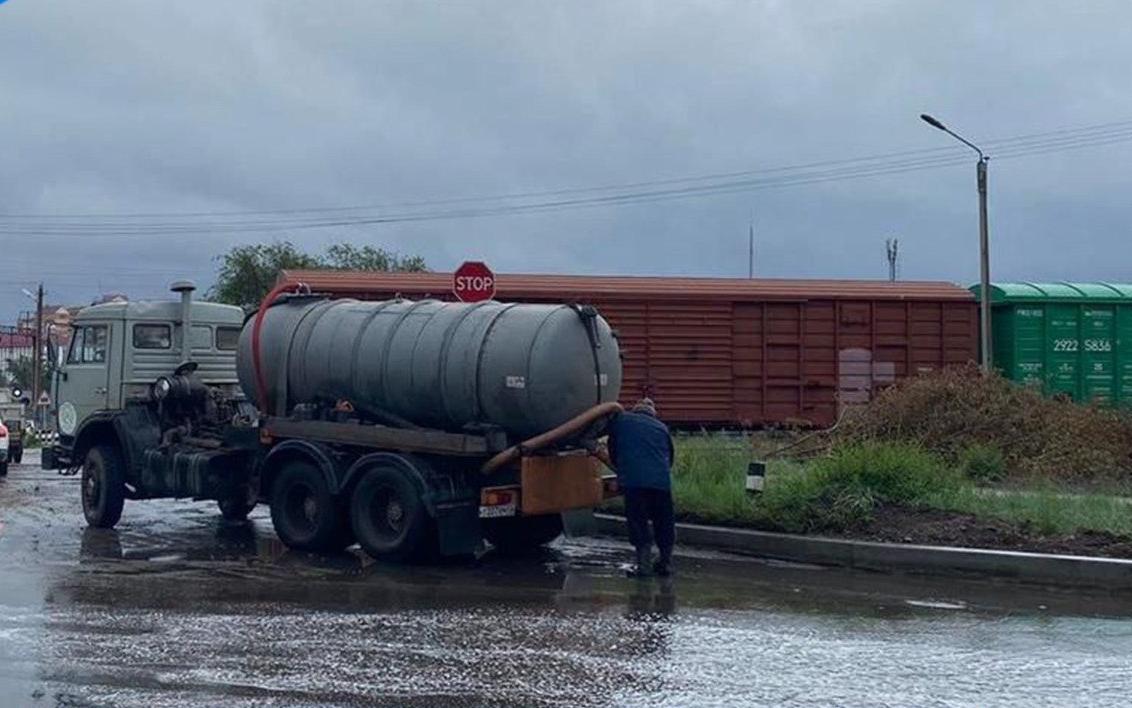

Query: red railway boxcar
[279,271,978,428]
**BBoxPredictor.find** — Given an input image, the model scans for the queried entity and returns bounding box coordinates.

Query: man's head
[631,397,657,417]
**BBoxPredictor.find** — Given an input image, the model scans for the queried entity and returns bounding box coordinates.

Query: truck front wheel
[82,444,126,528]
[350,465,435,563]
[483,514,564,555]
[270,460,351,553]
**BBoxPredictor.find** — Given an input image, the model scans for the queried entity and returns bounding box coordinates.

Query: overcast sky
[1,1,1130,320]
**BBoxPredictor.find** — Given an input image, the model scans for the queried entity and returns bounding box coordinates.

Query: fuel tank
[237,297,622,438]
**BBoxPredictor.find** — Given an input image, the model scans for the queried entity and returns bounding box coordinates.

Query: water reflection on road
[2,456,1132,706]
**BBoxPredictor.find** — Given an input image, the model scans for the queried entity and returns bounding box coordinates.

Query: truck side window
[67,327,86,364]
[216,327,240,351]
[81,325,109,363]
[133,324,171,349]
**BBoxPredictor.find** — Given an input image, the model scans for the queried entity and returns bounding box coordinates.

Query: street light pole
[920,113,993,373]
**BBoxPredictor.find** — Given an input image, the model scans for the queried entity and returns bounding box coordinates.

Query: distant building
[17,304,85,349]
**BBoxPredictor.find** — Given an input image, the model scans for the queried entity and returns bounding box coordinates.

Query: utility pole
[885,238,899,282]
[920,113,992,373]
[977,157,991,370]
[33,283,43,427]
[748,219,755,279]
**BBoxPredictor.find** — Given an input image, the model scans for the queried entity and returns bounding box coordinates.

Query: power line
[1,119,1131,237]
[7,117,1132,222]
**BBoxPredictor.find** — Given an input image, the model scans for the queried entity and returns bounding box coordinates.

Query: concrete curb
[592,513,1132,589]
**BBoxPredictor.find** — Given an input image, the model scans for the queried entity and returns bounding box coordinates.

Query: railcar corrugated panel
[279,271,978,427]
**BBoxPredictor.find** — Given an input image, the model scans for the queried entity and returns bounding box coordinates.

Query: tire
[218,486,257,522]
[350,464,435,563]
[0,461,7,477]
[483,514,564,555]
[82,444,127,529]
[270,460,351,553]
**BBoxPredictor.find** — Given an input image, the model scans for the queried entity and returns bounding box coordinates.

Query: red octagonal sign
[453,261,496,302]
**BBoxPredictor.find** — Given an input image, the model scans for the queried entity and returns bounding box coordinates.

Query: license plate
[479,503,517,518]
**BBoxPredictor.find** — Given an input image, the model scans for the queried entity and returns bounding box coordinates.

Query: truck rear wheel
[82,444,126,529]
[483,514,564,555]
[270,460,352,553]
[350,465,435,563]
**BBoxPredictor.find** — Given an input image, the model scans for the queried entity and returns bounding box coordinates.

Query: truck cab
[52,299,245,441]
[43,284,257,526]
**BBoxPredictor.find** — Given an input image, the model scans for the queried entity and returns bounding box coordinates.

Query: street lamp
[920,113,992,374]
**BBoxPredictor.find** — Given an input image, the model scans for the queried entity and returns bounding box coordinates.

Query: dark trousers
[624,487,675,558]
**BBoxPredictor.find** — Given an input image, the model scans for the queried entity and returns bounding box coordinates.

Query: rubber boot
[654,548,673,577]
[627,546,653,578]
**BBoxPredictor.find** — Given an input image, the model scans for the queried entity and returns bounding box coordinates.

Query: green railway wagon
[971,282,1132,405]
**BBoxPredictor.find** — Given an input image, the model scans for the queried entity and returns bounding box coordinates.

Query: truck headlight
[152,377,173,401]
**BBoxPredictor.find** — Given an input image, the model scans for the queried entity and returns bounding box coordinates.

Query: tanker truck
[42,280,623,560]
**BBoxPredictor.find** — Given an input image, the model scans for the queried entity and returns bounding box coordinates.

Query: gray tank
[237,297,622,438]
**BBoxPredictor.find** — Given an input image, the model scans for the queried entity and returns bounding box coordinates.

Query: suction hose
[480,401,623,475]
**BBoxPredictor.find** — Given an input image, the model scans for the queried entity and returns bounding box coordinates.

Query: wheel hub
[386,500,404,528]
[302,495,319,524]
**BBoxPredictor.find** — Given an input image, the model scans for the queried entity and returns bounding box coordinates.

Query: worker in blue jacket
[606,398,676,577]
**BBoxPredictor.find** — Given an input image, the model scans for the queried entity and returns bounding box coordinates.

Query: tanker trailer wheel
[270,460,352,553]
[350,465,435,563]
[81,444,126,529]
[483,514,564,555]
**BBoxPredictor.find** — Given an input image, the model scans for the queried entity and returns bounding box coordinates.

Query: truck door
[56,323,112,438]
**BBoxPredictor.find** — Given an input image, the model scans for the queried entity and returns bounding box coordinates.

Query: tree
[324,243,428,273]
[7,355,50,396]
[208,241,427,310]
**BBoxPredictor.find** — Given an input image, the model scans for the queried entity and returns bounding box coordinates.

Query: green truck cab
[42,282,259,525]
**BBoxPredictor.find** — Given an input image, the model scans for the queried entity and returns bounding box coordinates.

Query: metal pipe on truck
[237,296,623,439]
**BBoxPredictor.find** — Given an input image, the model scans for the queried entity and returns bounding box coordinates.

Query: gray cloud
[1,0,1131,319]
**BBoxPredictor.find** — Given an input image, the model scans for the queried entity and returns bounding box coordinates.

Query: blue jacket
[607,411,674,490]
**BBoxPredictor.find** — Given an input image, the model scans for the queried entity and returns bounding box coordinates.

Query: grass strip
[603,435,1132,539]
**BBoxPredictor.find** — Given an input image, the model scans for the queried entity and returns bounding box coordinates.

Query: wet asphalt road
[3,452,1132,707]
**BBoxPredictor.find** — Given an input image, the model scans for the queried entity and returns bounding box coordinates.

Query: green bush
[959,443,1007,483]
[754,441,959,533]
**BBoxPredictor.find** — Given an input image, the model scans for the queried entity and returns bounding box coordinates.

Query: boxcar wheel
[350,465,435,563]
[82,444,126,529]
[483,514,563,555]
[270,460,351,553]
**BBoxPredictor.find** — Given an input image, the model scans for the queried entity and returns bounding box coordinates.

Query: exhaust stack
[170,280,196,364]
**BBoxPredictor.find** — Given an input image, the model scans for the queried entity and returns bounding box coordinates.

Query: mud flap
[434,500,480,556]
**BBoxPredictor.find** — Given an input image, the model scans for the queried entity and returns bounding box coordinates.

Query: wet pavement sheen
[3,451,1132,707]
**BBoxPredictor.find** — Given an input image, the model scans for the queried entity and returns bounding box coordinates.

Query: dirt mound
[837,364,1132,483]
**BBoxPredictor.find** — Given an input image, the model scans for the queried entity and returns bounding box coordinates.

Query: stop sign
[453,261,496,302]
